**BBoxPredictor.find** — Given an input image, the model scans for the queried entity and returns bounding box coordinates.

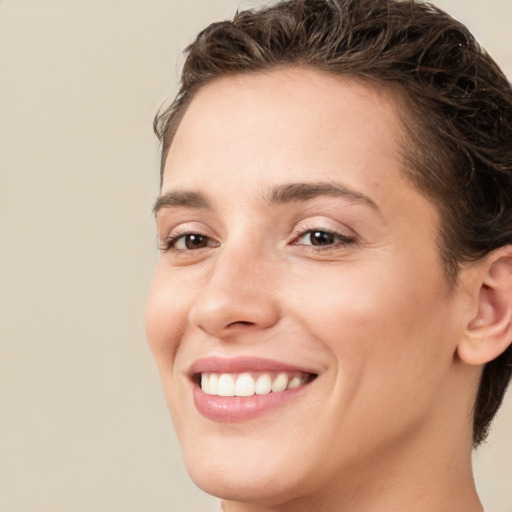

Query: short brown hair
[154,0,512,446]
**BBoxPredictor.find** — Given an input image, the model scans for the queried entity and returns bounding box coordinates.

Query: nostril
[227,321,254,328]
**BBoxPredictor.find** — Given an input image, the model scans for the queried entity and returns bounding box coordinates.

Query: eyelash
[160,227,355,254]
[160,231,218,252]
[291,227,356,250]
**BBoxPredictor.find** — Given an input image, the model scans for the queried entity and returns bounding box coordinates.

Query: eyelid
[164,232,219,251]
[291,218,355,238]
[158,223,219,252]
[290,220,357,249]
[292,229,355,246]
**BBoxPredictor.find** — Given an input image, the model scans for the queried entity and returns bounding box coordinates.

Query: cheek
[145,267,189,368]
[145,269,195,428]
[287,258,453,383]
[283,262,455,460]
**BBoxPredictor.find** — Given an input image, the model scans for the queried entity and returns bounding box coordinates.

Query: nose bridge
[188,242,279,337]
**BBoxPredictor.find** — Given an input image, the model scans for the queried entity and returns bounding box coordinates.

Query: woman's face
[146,68,469,507]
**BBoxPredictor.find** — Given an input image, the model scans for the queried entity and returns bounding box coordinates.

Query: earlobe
[457,246,512,366]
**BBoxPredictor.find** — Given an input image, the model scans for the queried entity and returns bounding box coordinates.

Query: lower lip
[193,384,308,422]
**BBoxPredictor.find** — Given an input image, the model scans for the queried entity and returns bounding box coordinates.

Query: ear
[457,246,512,365]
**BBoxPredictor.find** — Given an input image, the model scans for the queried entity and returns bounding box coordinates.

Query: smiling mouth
[189,357,319,421]
[198,371,316,397]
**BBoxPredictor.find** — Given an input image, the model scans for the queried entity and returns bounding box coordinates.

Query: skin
[146,68,488,512]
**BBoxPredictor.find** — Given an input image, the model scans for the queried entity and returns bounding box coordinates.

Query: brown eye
[294,229,355,248]
[182,234,209,249]
[309,231,336,246]
[163,232,219,251]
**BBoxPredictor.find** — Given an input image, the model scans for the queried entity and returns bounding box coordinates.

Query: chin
[180,435,317,505]
[190,469,282,503]
[187,463,305,506]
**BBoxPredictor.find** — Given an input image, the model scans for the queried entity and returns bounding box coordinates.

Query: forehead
[162,67,413,210]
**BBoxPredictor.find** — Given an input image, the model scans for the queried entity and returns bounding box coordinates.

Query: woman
[146,0,512,510]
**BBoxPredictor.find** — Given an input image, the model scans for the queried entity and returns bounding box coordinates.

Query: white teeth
[235,373,255,396]
[200,372,309,397]
[255,374,272,395]
[208,373,219,395]
[201,373,210,394]
[287,375,302,389]
[217,374,235,396]
[271,372,289,392]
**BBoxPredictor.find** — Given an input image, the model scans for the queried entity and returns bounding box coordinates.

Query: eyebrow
[153,190,211,215]
[265,181,380,212]
[153,181,380,216]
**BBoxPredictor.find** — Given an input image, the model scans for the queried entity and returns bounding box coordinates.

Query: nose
[188,248,280,338]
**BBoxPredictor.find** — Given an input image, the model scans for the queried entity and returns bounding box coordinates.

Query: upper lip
[188,356,318,376]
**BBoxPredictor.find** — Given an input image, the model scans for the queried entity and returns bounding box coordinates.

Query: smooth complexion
[146,68,487,512]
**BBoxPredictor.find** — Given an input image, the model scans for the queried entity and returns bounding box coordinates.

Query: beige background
[1,1,511,511]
